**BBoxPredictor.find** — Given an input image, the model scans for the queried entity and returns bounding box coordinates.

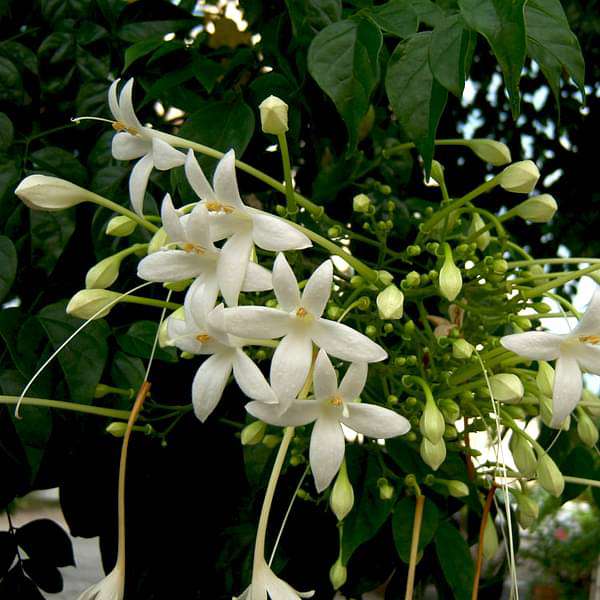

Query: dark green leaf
[76,81,109,117]
[0,113,13,151]
[368,0,419,38]
[118,19,199,43]
[0,58,22,103]
[459,0,526,117]
[0,566,45,599]
[16,519,75,567]
[0,532,17,577]
[110,350,145,391]
[117,321,178,363]
[411,0,444,27]
[140,62,198,107]
[76,22,109,46]
[76,48,110,80]
[385,32,448,174]
[392,496,440,563]
[525,0,585,105]
[434,520,474,600]
[37,301,110,404]
[22,560,63,594]
[308,18,382,150]
[0,235,17,303]
[561,446,595,502]
[285,0,342,35]
[0,42,38,75]
[193,55,225,94]
[29,210,76,275]
[37,32,76,65]
[123,37,165,72]
[90,165,129,198]
[30,147,87,186]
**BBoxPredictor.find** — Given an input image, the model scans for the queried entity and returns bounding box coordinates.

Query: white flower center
[579,335,600,345]
[206,201,235,214]
[195,333,212,343]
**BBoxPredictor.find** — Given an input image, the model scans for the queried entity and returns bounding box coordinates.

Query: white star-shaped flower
[77,565,124,600]
[221,253,388,403]
[137,194,272,307]
[108,78,185,216]
[501,289,600,426]
[247,350,410,491]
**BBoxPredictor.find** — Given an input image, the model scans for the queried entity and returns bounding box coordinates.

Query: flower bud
[15,174,93,211]
[482,515,499,560]
[106,215,137,237]
[499,160,540,193]
[513,194,557,223]
[158,317,170,348]
[489,373,524,403]
[330,460,354,521]
[515,492,539,529]
[262,434,281,448]
[404,271,421,288]
[329,557,347,590]
[94,384,113,398]
[241,420,267,446]
[429,160,445,186]
[85,254,123,290]
[439,398,460,423]
[510,434,537,477]
[439,245,462,301]
[452,338,474,360]
[536,453,564,497]
[577,410,599,448]
[353,193,371,213]
[447,480,469,498]
[465,139,511,166]
[258,95,288,135]
[377,477,394,500]
[376,285,404,320]
[583,389,600,417]
[420,437,446,471]
[420,396,445,444]
[106,422,128,437]
[468,213,490,251]
[66,289,121,320]
[377,270,394,286]
[536,361,555,398]
[148,227,168,254]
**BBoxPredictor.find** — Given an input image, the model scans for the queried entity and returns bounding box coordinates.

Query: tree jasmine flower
[246,350,410,491]
[221,253,388,402]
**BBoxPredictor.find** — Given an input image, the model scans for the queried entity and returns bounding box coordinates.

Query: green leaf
[525,0,585,105]
[193,55,225,94]
[308,18,382,150]
[110,351,145,391]
[458,0,526,118]
[0,236,17,303]
[385,32,448,175]
[16,519,74,567]
[367,0,419,38]
[434,521,474,600]
[37,301,110,404]
[286,0,342,35]
[0,113,13,151]
[561,446,595,502]
[116,321,178,363]
[411,0,444,27]
[30,147,87,186]
[429,14,474,97]
[392,496,440,563]
[117,19,199,43]
[0,42,38,75]
[123,37,165,72]
[0,57,22,103]
[29,210,76,275]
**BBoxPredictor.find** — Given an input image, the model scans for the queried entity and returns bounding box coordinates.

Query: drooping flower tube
[501,289,600,426]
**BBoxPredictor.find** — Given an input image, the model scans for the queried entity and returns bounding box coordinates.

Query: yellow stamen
[182,243,205,255]
[112,121,139,136]
[330,395,343,407]
[206,201,235,214]
[296,307,308,318]
[196,334,212,343]
[579,335,600,345]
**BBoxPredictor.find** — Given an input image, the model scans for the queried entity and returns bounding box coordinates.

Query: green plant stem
[0,395,131,419]
[405,493,425,600]
[448,349,513,386]
[277,132,296,215]
[88,192,159,233]
[509,257,600,268]
[119,295,181,311]
[562,476,600,489]
[521,263,600,298]
[506,241,534,261]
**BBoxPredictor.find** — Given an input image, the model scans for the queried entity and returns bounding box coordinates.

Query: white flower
[108,78,185,216]
[258,95,289,135]
[166,290,277,421]
[137,195,273,307]
[15,174,93,211]
[246,350,409,491]
[221,253,388,401]
[501,289,600,426]
[77,565,124,600]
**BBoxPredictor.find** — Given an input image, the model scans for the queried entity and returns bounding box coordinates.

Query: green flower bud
[85,254,123,290]
[350,275,364,288]
[328,226,341,237]
[452,338,474,360]
[66,289,121,320]
[577,410,599,448]
[387,394,399,406]
[420,395,445,444]
[329,557,347,590]
[406,245,421,257]
[489,373,524,403]
[420,437,446,471]
[468,213,490,251]
[327,305,343,320]
[377,477,395,500]
[106,422,128,437]
[16,174,94,211]
[512,316,532,330]
[258,95,288,135]
[439,399,461,423]
[377,284,404,320]
[492,259,508,275]
[405,271,421,288]
[513,194,557,223]
[582,389,600,417]
[447,480,469,497]
[353,193,371,213]
[483,515,499,560]
[429,160,445,186]
[94,384,113,399]
[536,361,555,398]
[439,244,462,301]
[158,317,171,348]
[515,492,539,529]
[499,160,540,193]
[383,323,394,334]
[330,460,354,521]
[241,420,267,446]
[465,139,511,166]
[106,215,137,237]
[377,270,394,286]
[536,453,564,497]
[503,405,526,420]
[510,434,537,477]
[365,325,377,338]
[148,227,168,254]
[262,434,281,448]
[444,424,458,439]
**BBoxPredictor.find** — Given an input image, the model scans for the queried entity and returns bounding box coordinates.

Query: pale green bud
[85,254,123,289]
[329,557,347,590]
[106,215,137,237]
[583,389,600,417]
[158,317,170,348]
[94,384,113,399]
[66,289,121,320]
[510,434,537,477]
[377,477,395,500]
[577,410,599,448]
[377,270,394,286]
[429,160,445,186]
[513,194,557,223]
[468,213,490,251]
[405,271,421,288]
[499,160,540,193]
[164,279,192,292]
[465,139,511,166]
[15,174,93,211]
[420,396,445,444]
[262,434,281,448]
[148,227,168,254]
[447,480,469,497]
[353,193,371,213]
[452,338,474,360]
[439,399,460,423]
[515,492,539,529]
[539,394,553,428]
[439,245,462,301]
[258,95,288,135]
[536,453,564,497]
[106,422,128,437]
[482,515,499,560]
[537,361,554,398]
[241,420,267,446]
[420,437,446,471]
[376,285,404,320]
[330,460,354,521]
[489,373,524,403]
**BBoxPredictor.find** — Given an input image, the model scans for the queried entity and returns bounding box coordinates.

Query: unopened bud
[515,492,539,529]
[489,373,524,403]
[106,422,128,437]
[536,361,554,398]
[420,395,445,444]
[513,194,557,223]
[447,480,469,497]
[406,245,421,257]
[420,437,446,471]
[377,477,395,500]
[469,213,490,251]
[499,160,540,193]
[536,453,564,497]
[66,289,121,320]
[377,270,394,286]
[439,399,460,423]
[106,215,137,237]
[452,338,474,360]
[262,434,281,448]
[429,160,445,186]
[16,174,94,211]
[377,284,404,320]
[483,515,499,560]
[258,95,288,135]
[466,139,511,166]
[439,244,462,301]
[158,317,170,348]
[85,254,123,289]
[583,389,600,417]
[405,271,421,288]
[577,409,599,448]
[148,227,168,254]
[510,434,537,477]
[330,460,354,521]
[241,420,267,446]
[353,193,371,213]
[329,557,347,590]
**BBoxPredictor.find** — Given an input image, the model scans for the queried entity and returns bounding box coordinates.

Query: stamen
[330,394,343,407]
[296,307,308,318]
[182,243,205,255]
[579,335,600,345]
[196,333,212,343]
[206,201,235,214]
[112,121,139,136]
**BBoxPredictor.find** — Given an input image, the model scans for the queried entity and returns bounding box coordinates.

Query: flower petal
[233,349,277,403]
[309,416,345,492]
[118,78,144,131]
[128,153,154,216]
[242,262,273,292]
[272,252,300,311]
[213,149,244,209]
[301,259,332,317]
[264,567,315,600]
[137,250,209,282]
[184,203,215,251]
[573,288,600,337]
[217,230,253,307]
[186,274,219,323]
[192,351,234,422]
[108,79,121,121]
[311,319,388,363]
[112,131,149,160]
[251,211,312,251]
[500,331,563,361]
[166,315,203,354]
[342,403,411,438]
[338,362,368,402]
[151,137,185,170]
[222,306,290,339]
[551,353,583,427]
[573,344,600,375]
[184,149,216,202]
[312,349,337,401]
[160,193,185,242]
[246,399,321,427]
[270,332,313,400]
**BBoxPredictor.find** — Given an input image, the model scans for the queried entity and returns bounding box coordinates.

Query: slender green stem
[88,192,159,233]
[0,395,131,419]
[119,295,181,311]
[561,476,600,489]
[277,132,296,215]
[506,241,534,261]
[521,263,600,298]
[509,257,600,268]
